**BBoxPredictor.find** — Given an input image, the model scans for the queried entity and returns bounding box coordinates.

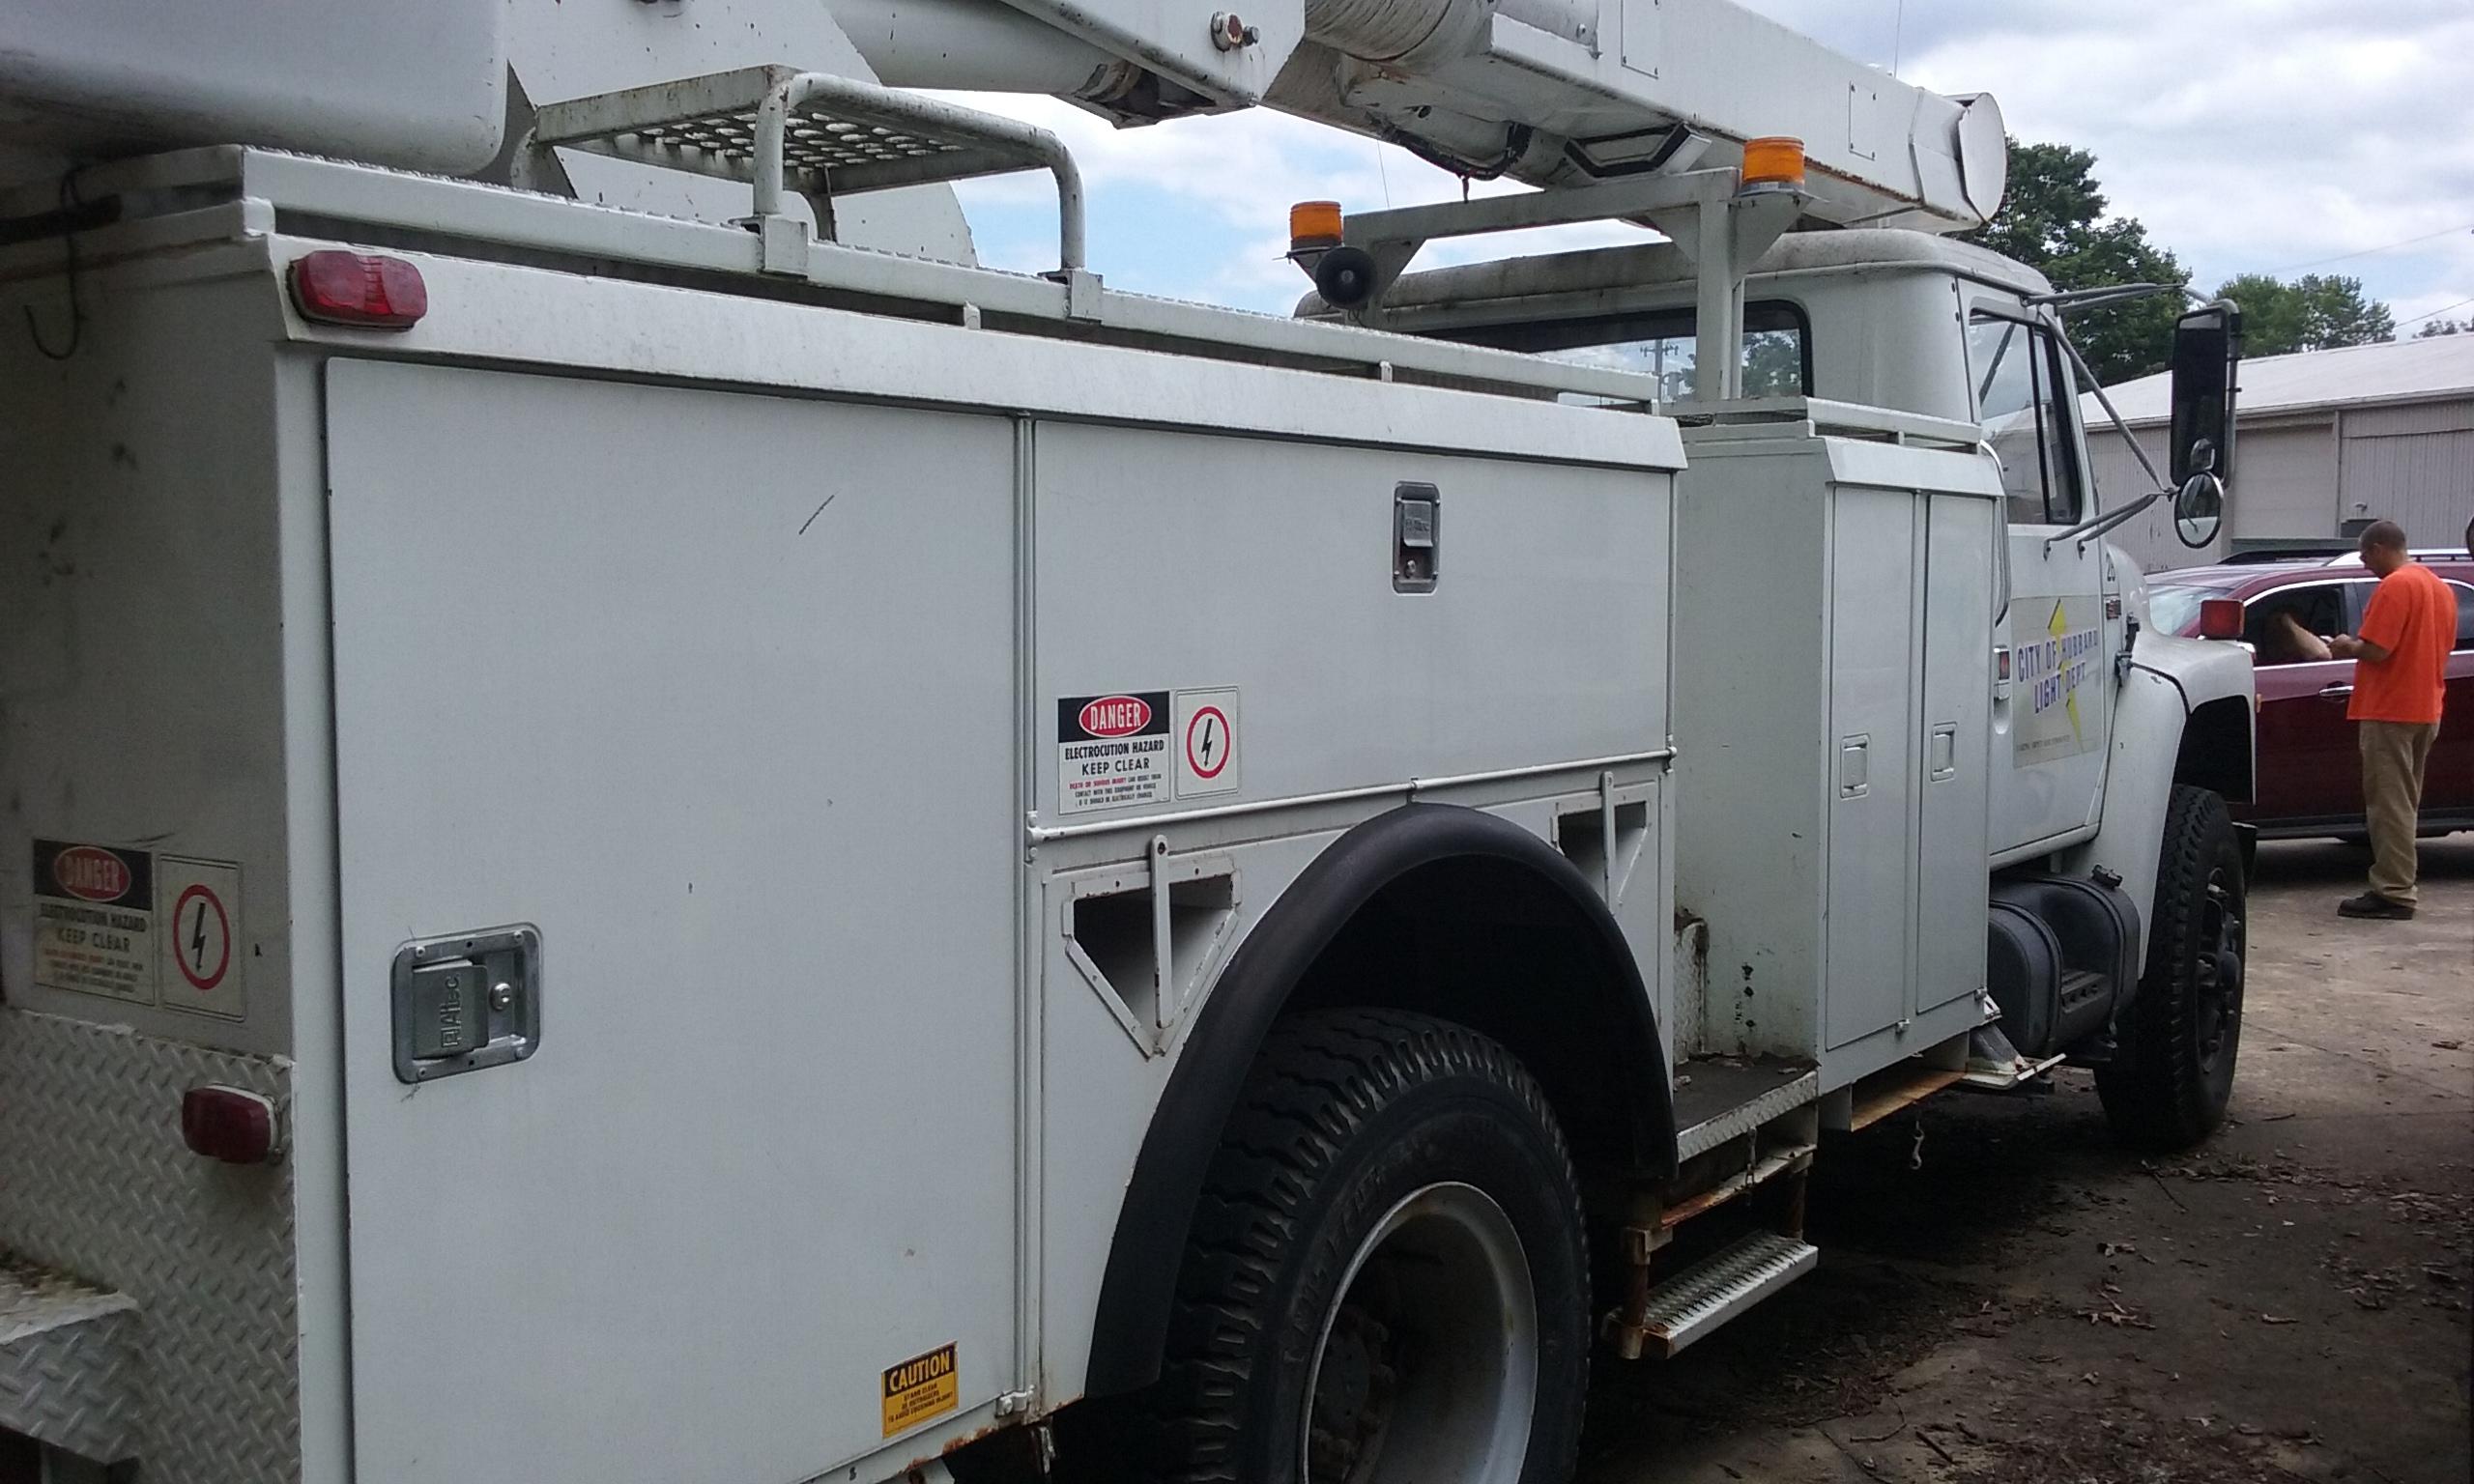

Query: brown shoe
[2338,892,2415,921]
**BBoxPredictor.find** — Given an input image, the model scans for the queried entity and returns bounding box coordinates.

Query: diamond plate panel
[0,1261,140,1461]
[0,1008,298,1480]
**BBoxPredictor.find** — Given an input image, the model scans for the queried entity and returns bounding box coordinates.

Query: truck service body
[0,2,2254,1481]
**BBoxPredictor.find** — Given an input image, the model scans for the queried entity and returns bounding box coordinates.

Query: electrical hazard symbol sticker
[1173,688,1240,799]
[1058,691,1171,814]
[158,855,245,1020]
[881,1342,960,1437]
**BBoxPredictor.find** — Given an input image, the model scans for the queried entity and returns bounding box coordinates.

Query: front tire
[1142,1009,1590,1484]
[2097,785,2248,1149]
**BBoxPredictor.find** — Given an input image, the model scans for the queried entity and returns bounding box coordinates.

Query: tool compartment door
[327,361,1020,1483]
[1824,486,1918,1048]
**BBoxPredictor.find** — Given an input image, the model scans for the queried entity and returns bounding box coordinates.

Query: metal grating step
[527,66,1086,271]
[531,67,1054,194]
[0,1256,141,1463]
[1638,1231,1818,1357]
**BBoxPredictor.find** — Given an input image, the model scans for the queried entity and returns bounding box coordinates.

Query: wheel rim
[1301,1182,1538,1484]
[2192,865,2245,1069]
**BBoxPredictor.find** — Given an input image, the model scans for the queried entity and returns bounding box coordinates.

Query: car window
[1968,313,2085,528]
[2452,582,2474,651]
[2243,585,2347,666]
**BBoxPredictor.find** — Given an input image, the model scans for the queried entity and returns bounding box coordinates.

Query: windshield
[2146,581,2240,636]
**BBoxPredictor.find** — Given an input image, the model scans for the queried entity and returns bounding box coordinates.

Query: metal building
[2086,333,2474,570]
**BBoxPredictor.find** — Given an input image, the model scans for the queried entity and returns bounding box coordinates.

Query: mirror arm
[2026,282,2173,311]
[2027,283,2229,312]
[2053,320,2176,500]
[2044,487,2163,555]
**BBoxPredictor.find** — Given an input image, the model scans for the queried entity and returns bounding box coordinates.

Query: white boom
[830,0,2009,233]
[1,0,2001,241]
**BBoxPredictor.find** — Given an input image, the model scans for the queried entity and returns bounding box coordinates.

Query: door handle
[2317,683,2353,699]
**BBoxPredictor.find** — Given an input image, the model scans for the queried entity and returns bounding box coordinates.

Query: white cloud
[945,1,2474,323]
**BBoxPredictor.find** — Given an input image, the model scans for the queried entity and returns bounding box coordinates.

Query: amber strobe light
[1740,136,1806,189]
[1289,199,1345,252]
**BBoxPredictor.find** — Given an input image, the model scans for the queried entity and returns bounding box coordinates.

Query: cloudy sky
[942,0,2473,333]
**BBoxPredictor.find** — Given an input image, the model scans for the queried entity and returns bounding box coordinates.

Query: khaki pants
[2360,720,2439,905]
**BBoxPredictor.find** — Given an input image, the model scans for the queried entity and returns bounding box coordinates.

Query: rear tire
[1139,1009,1590,1484]
[2097,785,2248,1149]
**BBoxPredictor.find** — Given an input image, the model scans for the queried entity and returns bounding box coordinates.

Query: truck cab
[1327,223,2257,882]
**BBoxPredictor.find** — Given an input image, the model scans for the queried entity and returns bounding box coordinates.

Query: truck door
[1971,309,2113,855]
[325,361,1023,1484]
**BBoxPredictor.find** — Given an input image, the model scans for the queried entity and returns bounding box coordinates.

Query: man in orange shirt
[2326,521,2456,919]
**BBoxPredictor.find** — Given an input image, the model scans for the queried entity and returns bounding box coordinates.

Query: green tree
[2414,317,2471,338]
[1964,140,2189,385]
[2213,272,2395,355]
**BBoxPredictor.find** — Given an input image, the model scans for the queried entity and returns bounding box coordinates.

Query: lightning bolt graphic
[1201,717,1217,764]
[2049,600,2083,743]
[190,899,209,971]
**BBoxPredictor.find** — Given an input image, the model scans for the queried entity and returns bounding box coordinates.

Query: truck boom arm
[831,0,2008,233]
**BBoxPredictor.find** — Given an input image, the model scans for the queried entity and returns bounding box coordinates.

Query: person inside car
[2323,520,2456,921]
[2263,610,2332,665]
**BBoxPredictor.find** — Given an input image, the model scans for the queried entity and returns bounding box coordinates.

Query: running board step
[1635,1232,1818,1358]
[0,1257,140,1463]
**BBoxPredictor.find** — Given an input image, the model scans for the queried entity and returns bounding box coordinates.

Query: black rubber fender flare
[1080,801,1676,1396]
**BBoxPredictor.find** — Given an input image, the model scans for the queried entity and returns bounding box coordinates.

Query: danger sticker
[881,1342,960,1437]
[30,840,158,1005]
[158,855,245,1020]
[1058,691,1171,815]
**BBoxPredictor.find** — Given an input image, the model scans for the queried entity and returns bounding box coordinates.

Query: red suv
[2148,550,2474,839]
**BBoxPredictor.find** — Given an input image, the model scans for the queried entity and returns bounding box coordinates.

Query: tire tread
[1137,1009,1586,1483]
[2097,784,2243,1149]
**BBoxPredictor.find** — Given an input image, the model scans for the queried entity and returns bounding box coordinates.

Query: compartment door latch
[391,924,542,1083]
[1393,482,1440,593]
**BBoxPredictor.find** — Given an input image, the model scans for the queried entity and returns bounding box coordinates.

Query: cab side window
[2450,582,2474,652]
[1969,313,2086,528]
[2243,585,2345,667]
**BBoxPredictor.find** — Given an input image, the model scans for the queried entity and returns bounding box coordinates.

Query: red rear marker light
[182,1085,281,1164]
[2197,597,2245,641]
[289,250,426,329]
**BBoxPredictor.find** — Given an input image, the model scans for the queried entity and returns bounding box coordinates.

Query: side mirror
[2170,302,2242,487]
[2173,471,2225,550]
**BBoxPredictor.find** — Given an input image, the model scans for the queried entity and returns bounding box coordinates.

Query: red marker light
[181,1085,280,1164]
[2197,598,2244,641]
[288,250,426,329]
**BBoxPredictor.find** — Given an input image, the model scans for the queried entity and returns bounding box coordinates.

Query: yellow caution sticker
[881,1343,959,1438]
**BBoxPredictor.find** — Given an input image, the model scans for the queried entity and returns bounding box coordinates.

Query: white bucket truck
[0,0,2252,1480]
